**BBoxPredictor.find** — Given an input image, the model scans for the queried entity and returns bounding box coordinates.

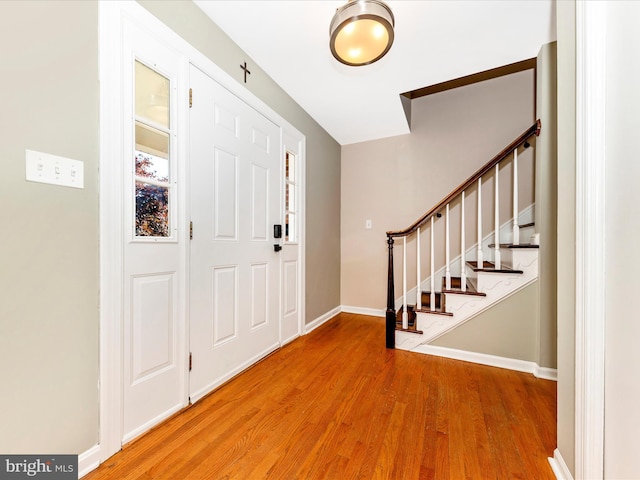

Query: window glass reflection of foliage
[135,151,169,182]
[135,151,169,237]
[136,182,169,237]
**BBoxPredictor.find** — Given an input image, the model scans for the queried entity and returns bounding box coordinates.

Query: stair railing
[385,120,541,348]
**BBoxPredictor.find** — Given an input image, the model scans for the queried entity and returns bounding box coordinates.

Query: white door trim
[574,1,606,478]
[98,0,125,459]
[99,0,306,464]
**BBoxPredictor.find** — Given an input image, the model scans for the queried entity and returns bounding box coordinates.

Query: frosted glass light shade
[329,0,394,66]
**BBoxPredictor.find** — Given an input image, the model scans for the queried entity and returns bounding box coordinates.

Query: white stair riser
[511,249,538,271]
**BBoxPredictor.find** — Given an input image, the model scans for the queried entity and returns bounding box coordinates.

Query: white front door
[189,65,282,402]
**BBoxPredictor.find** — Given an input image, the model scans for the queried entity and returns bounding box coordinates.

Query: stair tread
[466,261,523,274]
[419,291,443,310]
[488,242,539,249]
[422,288,486,296]
[416,308,453,317]
[395,327,423,334]
[416,294,446,313]
[395,305,422,333]
[440,276,485,296]
[442,288,486,296]
[519,222,535,228]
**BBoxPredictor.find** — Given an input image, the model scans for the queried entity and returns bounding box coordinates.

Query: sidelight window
[133,60,173,238]
[285,151,297,243]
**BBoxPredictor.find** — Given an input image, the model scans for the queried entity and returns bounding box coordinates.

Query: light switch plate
[26,149,84,189]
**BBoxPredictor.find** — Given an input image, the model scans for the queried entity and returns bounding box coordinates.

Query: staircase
[385,121,541,350]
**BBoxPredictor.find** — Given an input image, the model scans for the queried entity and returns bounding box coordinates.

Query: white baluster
[461,191,467,292]
[512,148,520,245]
[494,164,501,269]
[445,203,451,290]
[430,216,435,312]
[402,236,408,329]
[477,178,483,268]
[416,227,422,310]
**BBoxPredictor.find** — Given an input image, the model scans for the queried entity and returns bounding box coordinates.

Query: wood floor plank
[84,313,556,480]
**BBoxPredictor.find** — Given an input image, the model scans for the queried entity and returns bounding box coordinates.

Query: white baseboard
[79,444,101,478]
[548,448,573,480]
[340,305,385,317]
[304,306,341,333]
[414,345,558,380]
[534,365,558,381]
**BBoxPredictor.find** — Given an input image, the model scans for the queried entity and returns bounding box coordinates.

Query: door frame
[573,1,606,478]
[99,1,305,463]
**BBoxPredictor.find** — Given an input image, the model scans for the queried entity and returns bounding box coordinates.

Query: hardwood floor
[85,313,557,479]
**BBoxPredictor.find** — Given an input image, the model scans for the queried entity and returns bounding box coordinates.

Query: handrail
[386,120,541,238]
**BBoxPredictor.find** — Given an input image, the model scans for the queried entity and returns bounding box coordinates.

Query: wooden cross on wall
[240,61,251,83]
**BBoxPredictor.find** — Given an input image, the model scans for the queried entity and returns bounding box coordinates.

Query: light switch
[26,149,84,189]
[365,219,372,229]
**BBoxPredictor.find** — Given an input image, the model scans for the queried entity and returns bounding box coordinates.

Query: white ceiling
[194,1,557,145]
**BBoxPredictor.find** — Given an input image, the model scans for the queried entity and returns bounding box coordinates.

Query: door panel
[251,263,269,329]
[212,266,238,345]
[131,273,175,381]
[213,148,237,240]
[189,65,281,403]
[251,164,269,240]
[284,260,298,318]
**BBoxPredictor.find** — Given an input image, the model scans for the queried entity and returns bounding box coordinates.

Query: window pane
[287,183,296,213]
[286,152,295,182]
[135,150,169,183]
[285,213,289,241]
[285,183,290,212]
[286,213,296,242]
[136,121,169,157]
[135,181,169,237]
[135,122,169,182]
[135,61,170,128]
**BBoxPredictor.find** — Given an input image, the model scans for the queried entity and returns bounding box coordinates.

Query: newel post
[386,235,396,349]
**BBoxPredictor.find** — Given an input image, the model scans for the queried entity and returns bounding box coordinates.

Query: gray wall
[138,1,342,324]
[432,282,539,362]
[0,1,100,452]
[556,0,576,474]
[535,42,558,370]
[0,0,341,455]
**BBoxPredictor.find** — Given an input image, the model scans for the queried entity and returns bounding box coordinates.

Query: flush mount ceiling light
[329,0,395,66]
